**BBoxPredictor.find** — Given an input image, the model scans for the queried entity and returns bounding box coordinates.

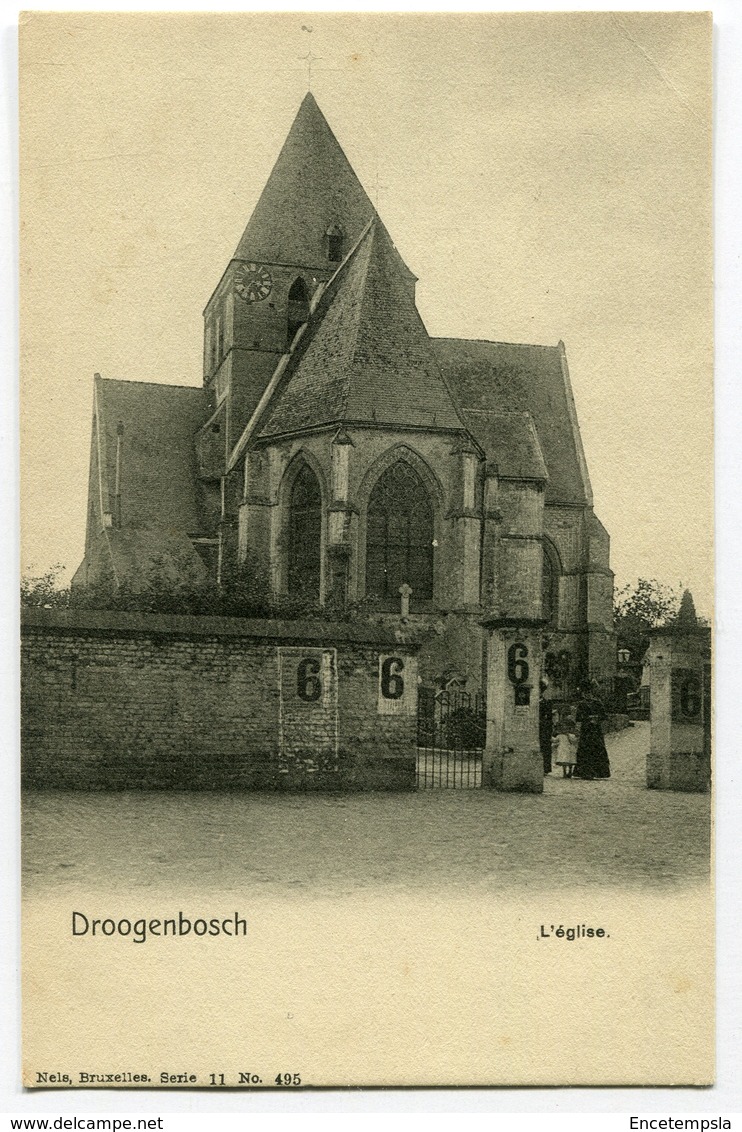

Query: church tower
[201,93,414,457]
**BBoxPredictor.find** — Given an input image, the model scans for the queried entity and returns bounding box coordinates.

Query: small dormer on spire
[231,93,376,269]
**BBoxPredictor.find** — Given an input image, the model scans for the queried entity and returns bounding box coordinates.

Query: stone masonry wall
[21,610,418,791]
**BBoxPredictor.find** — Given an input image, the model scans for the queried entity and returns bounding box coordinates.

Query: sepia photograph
[18,10,713,1089]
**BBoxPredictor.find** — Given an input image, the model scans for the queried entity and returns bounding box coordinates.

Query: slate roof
[257,220,464,438]
[432,339,589,505]
[95,376,208,533]
[234,93,396,273]
[458,409,547,482]
[104,527,209,588]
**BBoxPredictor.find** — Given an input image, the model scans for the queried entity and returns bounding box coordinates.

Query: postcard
[19,11,713,1088]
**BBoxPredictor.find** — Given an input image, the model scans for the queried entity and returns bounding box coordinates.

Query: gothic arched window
[542,542,560,626]
[287,277,309,346]
[288,463,322,598]
[326,225,344,263]
[366,461,434,604]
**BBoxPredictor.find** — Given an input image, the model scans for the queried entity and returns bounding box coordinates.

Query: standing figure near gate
[573,681,611,780]
[539,679,554,775]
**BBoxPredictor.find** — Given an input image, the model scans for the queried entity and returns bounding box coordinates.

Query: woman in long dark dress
[573,682,611,780]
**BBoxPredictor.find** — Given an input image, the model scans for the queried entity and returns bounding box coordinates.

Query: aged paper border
[3,0,742,1116]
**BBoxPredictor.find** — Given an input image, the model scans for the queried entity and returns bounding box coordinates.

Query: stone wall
[21,609,419,792]
[646,623,711,793]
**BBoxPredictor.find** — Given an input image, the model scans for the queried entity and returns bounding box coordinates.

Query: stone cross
[399,583,413,620]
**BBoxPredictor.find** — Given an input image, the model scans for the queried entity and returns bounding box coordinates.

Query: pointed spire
[233,94,377,268]
[675,589,698,631]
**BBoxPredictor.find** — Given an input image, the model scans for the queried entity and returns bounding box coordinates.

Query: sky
[18,11,713,613]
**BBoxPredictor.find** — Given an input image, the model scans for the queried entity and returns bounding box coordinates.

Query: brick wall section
[21,610,419,791]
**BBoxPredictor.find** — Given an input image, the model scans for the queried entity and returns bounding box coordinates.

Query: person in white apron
[553,712,578,778]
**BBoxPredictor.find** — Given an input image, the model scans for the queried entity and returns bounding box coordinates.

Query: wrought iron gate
[416,687,486,788]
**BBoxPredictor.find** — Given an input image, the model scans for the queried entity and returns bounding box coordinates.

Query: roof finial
[299,25,321,93]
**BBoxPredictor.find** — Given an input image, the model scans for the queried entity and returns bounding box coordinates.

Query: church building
[72,93,616,695]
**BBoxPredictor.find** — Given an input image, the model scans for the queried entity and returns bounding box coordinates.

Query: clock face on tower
[234,262,273,303]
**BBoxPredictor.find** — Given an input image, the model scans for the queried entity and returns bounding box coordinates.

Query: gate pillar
[481,617,544,792]
[646,591,711,792]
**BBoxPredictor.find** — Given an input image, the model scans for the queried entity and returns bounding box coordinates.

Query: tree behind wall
[614,577,682,665]
[21,564,71,609]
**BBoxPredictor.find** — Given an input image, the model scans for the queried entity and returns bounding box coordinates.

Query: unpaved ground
[22,723,710,897]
